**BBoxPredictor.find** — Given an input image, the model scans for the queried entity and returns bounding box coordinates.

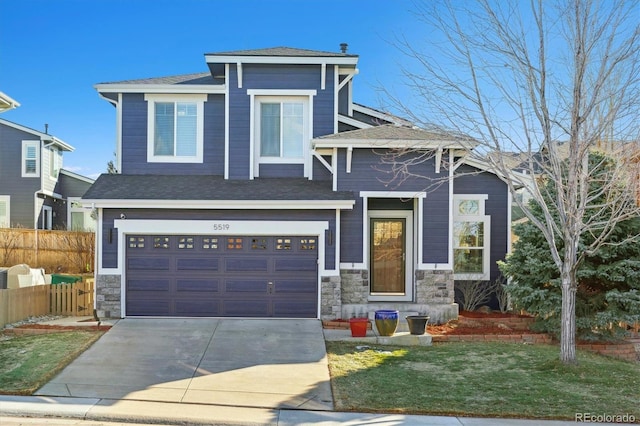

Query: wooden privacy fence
[0,278,94,328]
[0,228,94,274]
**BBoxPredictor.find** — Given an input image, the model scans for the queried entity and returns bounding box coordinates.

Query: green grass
[326,341,640,419]
[0,331,103,395]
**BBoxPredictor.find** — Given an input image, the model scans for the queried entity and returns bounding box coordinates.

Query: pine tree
[500,153,640,341]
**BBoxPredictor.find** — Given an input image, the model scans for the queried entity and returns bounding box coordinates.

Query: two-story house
[86,46,510,322]
[0,117,95,230]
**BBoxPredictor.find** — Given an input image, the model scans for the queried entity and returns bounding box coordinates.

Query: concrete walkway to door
[35,318,333,411]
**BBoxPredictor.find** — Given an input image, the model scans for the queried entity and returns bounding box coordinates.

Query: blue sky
[0,0,419,179]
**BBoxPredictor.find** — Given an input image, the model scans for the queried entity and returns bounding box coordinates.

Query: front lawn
[326,341,640,420]
[0,331,104,395]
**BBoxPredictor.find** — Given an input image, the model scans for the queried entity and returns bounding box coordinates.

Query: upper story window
[453,195,490,280]
[22,141,40,177]
[259,101,305,159]
[144,94,206,163]
[49,146,61,179]
[248,90,316,178]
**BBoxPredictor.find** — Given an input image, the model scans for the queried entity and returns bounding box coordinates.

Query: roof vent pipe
[340,43,348,54]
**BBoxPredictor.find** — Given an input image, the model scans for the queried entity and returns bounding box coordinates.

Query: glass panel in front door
[370,218,405,294]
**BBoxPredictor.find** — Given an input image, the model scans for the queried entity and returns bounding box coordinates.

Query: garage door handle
[268,281,274,294]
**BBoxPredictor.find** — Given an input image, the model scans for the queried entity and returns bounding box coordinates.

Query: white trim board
[83,199,355,210]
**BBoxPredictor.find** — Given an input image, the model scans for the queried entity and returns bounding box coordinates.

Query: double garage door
[125,235,319,318]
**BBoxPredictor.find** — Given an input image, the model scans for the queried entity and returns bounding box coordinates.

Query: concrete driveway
[35,318,333,411]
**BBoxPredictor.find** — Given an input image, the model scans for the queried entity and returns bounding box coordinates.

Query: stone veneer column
[95,274,122,319]
[415,269,454,304]
[339,269,369,304]
[320,275,342,320]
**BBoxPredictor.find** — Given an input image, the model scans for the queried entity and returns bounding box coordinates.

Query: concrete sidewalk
[0,396,603,425]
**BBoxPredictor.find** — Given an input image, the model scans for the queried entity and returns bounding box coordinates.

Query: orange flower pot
[349,318,369,337]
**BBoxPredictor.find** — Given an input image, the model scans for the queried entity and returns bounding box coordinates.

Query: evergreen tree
[500,153,640,341]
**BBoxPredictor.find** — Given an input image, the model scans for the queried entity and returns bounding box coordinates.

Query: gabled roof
[83,175,355,209]
[96,72,214,86]
[205,46,359,66]
[206,46,358,58]
[60,169,95,185]
[95,72,223,96]
[0,91,20,112]
[313,124,474,150]
[0,118,74,151]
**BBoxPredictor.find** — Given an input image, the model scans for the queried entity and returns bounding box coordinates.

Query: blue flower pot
[374,310,399,336]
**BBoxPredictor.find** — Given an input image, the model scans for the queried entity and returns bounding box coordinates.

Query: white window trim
[22,140,40,178]
[254,96,308,165]
[453,194,490,280]
[144,94,206,163]
[0,195,10,228]
[48,146,61,181]
[42,205,53,230]
[367,209,414,302]
[248,89,316,179]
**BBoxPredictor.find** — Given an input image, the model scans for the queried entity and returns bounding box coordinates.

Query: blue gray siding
[453,164,509,282]
[101,208,337,270]
[55,173,92,198]
[227,64,336,179]
[336,148,450,264]
[120,93,225,175]
[53,173,93,229]
[0,123,41,227]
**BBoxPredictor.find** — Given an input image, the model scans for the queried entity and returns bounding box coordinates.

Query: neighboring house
[0,118,95,230]
[0,92,20,113]
[86,46,510,321]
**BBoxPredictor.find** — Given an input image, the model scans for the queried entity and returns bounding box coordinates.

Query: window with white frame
[0,196,10,228]
[256,96,308,162]
[453,195,490,280]
[68,198,96,231]
[49,146,61,179]
[22,141,40,177]
[145,94,206,163]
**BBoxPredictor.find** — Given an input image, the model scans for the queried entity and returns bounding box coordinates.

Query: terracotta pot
[349,318,369,337]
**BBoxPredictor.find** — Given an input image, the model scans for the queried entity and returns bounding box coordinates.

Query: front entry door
[370,218,406,294]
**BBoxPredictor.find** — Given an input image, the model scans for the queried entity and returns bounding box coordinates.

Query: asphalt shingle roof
[97,72,215,86]
[206,46,357,58]
[316,124,465,142]
[83,175,354,201]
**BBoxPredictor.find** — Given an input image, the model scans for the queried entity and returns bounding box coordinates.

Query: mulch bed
[3,324,111,336]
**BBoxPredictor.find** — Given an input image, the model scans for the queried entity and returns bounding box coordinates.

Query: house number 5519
[213,223,230,231]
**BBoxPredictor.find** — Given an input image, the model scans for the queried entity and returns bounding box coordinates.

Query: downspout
[34,190,39,266]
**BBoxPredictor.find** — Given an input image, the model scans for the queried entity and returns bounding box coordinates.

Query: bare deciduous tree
[385,0,640,363]
[0,225,23,266]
